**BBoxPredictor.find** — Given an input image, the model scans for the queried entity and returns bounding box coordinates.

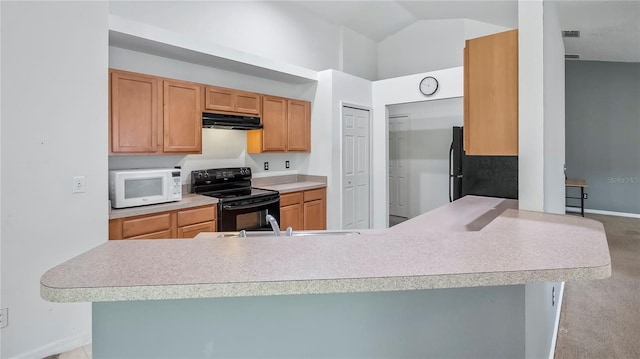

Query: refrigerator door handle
[449,141,454,202]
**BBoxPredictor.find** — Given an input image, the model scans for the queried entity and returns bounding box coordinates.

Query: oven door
[218,195,280,232]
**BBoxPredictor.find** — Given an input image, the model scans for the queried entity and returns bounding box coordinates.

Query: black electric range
[191,167,280,232]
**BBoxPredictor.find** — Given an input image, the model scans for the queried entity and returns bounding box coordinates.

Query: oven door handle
[222,198,280,211]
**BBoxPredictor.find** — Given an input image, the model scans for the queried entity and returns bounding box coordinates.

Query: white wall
[518,0,566,215]
[463,18,514,40]
[108,46,315,182]
[518,1,567,358]
[0,1,3,352]
[543,0,566,214]
[109,1,377,81]
[330,71,373,229]
[372,67,463,228]
[377,20,465,79]
[388,98,463,217]
[377,19,512,80]
[109,1,340,72]
[341,27,378,81]
[518,2,545,212]
[1,2,108,358]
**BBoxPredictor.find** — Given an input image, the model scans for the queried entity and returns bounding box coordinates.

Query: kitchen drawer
[128,229,173,240]
[122,213,172,238]
[178,221,216,238]
[303,188,325,202]
[177,205,217,227]
[280,192,303,207]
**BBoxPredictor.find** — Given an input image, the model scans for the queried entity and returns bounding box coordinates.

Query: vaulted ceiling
[288,0,640,63]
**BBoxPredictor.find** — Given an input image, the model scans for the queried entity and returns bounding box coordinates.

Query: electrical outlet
[72,176,86,193]
[0,308,8,328]
[583,193,588,199]
[264,162,269,171]
[551,286,556,307]
[285,160,290,169]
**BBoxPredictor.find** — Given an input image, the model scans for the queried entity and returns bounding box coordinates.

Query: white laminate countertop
[42,196,611,303]
[109,194,218,220]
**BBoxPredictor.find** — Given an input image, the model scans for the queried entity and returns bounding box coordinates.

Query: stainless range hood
[202,112,262,130]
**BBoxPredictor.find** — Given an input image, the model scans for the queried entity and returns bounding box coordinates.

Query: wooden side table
[565,178,587,217]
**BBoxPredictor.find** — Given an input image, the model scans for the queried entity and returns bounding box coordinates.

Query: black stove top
[191,167,278,203]
[198,187,278,202]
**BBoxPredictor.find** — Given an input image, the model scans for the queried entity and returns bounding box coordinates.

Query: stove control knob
[204,172,210,178]
[240,168,245,175]
[195,172,203,180]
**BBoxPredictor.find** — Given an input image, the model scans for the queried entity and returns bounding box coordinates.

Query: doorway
[342,106,371,229]
[389,116,409,226]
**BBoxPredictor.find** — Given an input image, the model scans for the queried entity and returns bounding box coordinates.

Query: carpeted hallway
[555,213,640,358]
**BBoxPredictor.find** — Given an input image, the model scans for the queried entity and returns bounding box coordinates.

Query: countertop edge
[256,182,326,194]
[109,195,219,220]
[40,263,612,303]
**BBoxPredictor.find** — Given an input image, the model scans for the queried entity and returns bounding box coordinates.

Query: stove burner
[191,167,279,202]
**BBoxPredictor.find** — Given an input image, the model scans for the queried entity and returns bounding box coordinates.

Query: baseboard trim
[565,207,640,219]
[8,333,90,359]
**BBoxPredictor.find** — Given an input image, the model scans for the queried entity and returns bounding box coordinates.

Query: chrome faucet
[265,214,282,236]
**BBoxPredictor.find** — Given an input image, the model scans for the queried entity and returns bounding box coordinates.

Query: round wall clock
[419,76,439,96]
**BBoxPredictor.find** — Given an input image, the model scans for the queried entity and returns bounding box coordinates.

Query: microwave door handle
[222,198,280,211]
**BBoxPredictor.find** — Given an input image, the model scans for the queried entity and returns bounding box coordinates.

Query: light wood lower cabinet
[177,221,216,238]
[303,188,326,230]
[109,204,217,240]
[278,188,326,231]
[280,192,304,230]
[122,212,172,238]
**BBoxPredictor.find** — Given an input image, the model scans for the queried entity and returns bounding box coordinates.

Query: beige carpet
[555,213,640,358]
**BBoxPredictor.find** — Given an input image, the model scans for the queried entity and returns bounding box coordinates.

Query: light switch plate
[72,176,86,193]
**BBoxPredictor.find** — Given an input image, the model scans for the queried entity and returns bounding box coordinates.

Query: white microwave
[109,168,182,209]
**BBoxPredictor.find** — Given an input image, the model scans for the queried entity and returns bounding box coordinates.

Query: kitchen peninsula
[41,196,610,358]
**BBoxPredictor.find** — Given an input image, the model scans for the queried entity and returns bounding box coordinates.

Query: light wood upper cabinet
[464,29,518,156]
[235,91,261,115]
[260,95,288,151]
[109,69,202,155]
[247,96,311,153]
[110,70,161,153]
[204,86,261,116]
[287,99,311,151]
[163,80,202,153]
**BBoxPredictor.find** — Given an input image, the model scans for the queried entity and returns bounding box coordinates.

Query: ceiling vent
[562,31,581,38]
[565,54,581,60]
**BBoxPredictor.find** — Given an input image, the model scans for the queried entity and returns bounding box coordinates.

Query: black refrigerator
[449,126,518,201]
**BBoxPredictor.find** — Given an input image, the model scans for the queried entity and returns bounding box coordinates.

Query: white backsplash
[108,128,311,187]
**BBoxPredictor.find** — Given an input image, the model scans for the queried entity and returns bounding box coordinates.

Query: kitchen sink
[212,230,361,239]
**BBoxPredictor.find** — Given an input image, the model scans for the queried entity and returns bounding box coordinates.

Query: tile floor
[45,344,92,359]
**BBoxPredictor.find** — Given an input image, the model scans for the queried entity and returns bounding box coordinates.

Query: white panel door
[342,106,370,229]
[389,116,409,218]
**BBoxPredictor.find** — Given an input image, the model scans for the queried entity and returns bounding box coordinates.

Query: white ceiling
[288,0,640,63]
